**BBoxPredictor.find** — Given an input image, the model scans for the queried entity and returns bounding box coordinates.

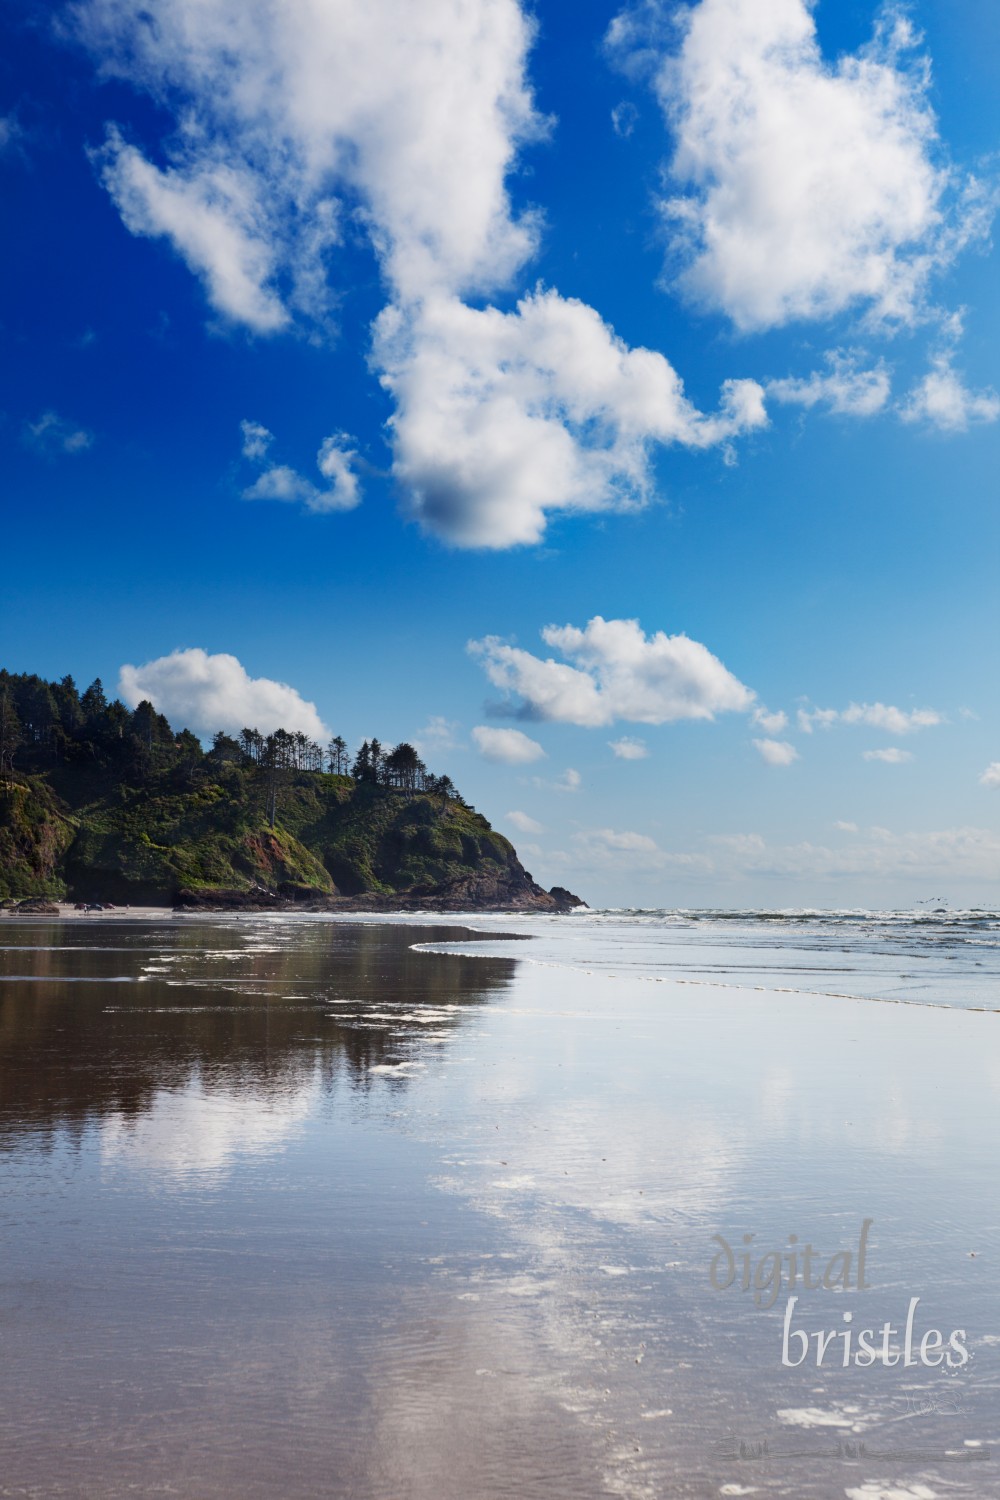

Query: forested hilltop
[0,670,582,911]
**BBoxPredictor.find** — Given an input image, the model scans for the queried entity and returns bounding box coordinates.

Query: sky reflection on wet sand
[0,916,997,1498]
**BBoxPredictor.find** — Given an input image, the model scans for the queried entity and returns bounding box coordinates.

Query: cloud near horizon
[797,702,943,735]
[118,648,330,740]
[471,616,755,726]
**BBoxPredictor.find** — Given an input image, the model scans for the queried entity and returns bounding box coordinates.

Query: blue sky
[2,0,998,907]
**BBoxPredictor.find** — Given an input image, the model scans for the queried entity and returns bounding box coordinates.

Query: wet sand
[0,916,996,1497]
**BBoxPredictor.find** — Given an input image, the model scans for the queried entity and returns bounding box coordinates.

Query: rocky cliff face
[1,765,584,912]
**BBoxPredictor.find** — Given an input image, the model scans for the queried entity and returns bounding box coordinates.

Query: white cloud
[471,725,545,765]
[899,349,1000,432]
[76,0,542,311]
[579,828,659,853]
[118,648,330,739]
[75,0,772,550]
[242,430,362,513]
[768,352,891,417]
[609,736,649,760]
[530,767,582,794]
[101,1077,319,1181]
[0,114,23,157]
[863,747,913,764]
[752,706,788,734]
[610,0,989,331]
[834,821,859,833]
[798,702,942,735]
[413,716,462,754]
[979,763,1000,789]
[611,101,639,138]
[471,615,754,726]
[375,289,766,548]
[506,810,543,834]
[753,738,799,767]
[24,411,93,455]
[683,824,1000,885]
[568,826,667,871]
[95,131,292,333]
[240,419,273,460]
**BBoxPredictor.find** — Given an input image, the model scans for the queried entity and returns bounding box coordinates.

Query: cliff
[0,669,583,911]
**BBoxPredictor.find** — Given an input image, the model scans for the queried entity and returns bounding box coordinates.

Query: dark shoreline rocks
[175,876,586,914]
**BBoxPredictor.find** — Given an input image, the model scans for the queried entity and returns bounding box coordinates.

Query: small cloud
[799,702,942,735]
[241,425,362,513]
[768,352,891,418]
[900,352,1000,432]
[611,101,638,138]
[240,419,273,460]
[23,411,93,456]
[506,810,543,834]
[577,827,659,853]
[752,706,788,734]
[531,767,582,793]
[413,716,462,754]
[753,738,799,767]
[834,820,859,833]
[609,736,648,760]
[959,707,979,721]
[979,762,1000,789]
[863,747,913,764]
[471,726,545,765]
[0,115,21,154]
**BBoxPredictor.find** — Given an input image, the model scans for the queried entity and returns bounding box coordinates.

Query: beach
[0,912,997,1497]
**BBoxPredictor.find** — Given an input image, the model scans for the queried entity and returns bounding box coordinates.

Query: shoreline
[1,900,582,922]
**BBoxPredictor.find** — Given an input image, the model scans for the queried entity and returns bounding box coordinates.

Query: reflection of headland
[0,920,518,1143]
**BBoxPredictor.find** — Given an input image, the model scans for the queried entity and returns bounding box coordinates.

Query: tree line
[0,670,460,807]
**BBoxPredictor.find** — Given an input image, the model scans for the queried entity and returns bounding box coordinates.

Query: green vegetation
[0,669,577,909]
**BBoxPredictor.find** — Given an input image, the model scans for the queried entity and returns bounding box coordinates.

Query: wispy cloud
[798,702,942,735]
[530,768,582,794]
[240,424,362,513]
[23,411,93,455]
[768,352,892,418]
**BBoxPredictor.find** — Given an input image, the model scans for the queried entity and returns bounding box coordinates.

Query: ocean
[0,910,997,1497]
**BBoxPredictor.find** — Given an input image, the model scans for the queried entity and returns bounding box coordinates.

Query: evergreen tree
[327,735,348,774]
[81,678,108,725]
[0,686,22,787]
[352,740,372,781]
